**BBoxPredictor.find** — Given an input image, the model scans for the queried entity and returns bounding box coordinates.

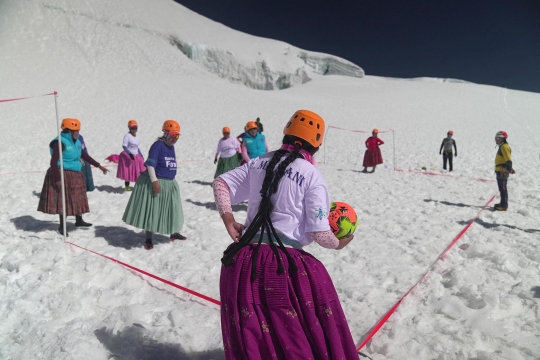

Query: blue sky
[175,0,540,93]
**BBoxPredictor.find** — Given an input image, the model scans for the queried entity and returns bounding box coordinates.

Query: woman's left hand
[99,165,110,174]
[222,213,245,242]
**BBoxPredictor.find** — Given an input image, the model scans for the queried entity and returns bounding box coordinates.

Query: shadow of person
[11,215,70,233]
[459,218,540,234]
[94,226,171,250]
[95,325,225,360]
[95,185,125,194]
[185,199,247,212]
[424,199,481,208]
[186,180,213,186]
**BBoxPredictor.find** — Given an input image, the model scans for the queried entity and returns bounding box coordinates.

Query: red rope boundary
[66,241,221,306]
[0,160,206,176]
[328,125,393,133]
[60,192,497,351]
[394,168,495,183]
[356,193,497,351]
[0,92,55,103]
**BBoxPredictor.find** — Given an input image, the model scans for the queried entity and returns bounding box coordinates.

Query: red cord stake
[66,241,221,306]
[356,193,497,351]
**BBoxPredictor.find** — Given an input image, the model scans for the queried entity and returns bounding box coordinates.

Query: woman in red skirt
[38,118,109,236]
[362,128,384,173]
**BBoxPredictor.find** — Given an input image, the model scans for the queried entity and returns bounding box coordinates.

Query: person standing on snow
[362,128,384,173]
[439,130,457,171]
[122,120,187,249]
[241,120,268,164]
[38,118,109,236]
[214,126,240,178]
[494,131,514,211]
[116,120,146,191]
[256,117,264,133]
[212,110,357,359]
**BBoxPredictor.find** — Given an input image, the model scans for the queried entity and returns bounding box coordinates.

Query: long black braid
[221,148,304,281]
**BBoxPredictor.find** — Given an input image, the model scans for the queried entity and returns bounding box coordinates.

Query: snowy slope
[1,0,540,359]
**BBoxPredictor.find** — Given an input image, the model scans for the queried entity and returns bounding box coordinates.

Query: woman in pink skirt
[213,110,358,360]
[117,120,146,191]
[362,128,384,173]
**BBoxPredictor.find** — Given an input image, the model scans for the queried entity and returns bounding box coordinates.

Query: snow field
[1,0,540,358]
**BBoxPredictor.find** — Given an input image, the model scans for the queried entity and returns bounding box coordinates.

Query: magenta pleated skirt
[220,243,359,360]
[116,152,146,182]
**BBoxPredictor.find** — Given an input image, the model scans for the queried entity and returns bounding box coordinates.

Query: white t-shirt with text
[219,152,331,246]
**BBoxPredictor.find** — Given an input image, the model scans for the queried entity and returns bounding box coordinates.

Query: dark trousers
[443,152,453,171]
[496,172,508,208]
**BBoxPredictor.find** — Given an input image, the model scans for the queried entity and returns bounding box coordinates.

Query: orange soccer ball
[328,202,358,239]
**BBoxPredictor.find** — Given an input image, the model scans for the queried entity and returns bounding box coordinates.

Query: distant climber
[439,130,457,171]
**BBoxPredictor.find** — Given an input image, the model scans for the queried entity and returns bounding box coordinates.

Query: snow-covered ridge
[170,36,364,90]
[31,0,364,91]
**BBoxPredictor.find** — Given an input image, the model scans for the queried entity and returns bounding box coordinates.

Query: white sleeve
[303,176,331,233]
[147,166,158,182]
[122,134,130,148]
[219,161,251,204]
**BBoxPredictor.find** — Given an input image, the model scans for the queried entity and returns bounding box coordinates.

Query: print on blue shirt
[144,140,177,179]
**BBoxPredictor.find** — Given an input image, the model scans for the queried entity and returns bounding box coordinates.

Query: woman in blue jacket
[241,120,268,164]
[38,118,109,236]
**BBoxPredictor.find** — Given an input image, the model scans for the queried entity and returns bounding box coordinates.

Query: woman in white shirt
[214,126,240,178]
[116,120,146,191]
[212,110,357,359]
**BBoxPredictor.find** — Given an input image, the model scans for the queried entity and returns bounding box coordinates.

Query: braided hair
[221,136,316,280]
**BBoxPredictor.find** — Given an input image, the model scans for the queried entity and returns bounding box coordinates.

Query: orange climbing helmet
[128,120,138,128]
[223,126,231,133]
[448,130,454,135]
[372,128,379,134]
[283,110,325,148]
[163,120,180,133]
[61,118,81,131]
[245,121,258,131]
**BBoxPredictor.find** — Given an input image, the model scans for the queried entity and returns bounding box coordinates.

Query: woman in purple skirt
[213,110,358,360]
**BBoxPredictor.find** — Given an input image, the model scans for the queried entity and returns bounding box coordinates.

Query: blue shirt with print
[144,140,177,179]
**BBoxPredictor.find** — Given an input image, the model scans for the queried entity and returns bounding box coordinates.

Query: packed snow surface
[1,0,539,359]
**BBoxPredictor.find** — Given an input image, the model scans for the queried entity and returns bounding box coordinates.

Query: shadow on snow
[94,226,171,249]
[95,185,126,194]
[95,325,225,360]
[457,218,540,234]
[185,199,247,212]
[424,199,482,209]
[11,215,73,233]
[186,180,213,186]
[531,286,540,299]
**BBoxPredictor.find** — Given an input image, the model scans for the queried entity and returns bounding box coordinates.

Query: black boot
[58,215,69,237]
[170,233,187,241]
[75,215,92,227]
[144,239,153,250]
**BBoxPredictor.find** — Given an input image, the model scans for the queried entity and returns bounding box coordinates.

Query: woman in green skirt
[214,126,240,178]
[122,120,186,250]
